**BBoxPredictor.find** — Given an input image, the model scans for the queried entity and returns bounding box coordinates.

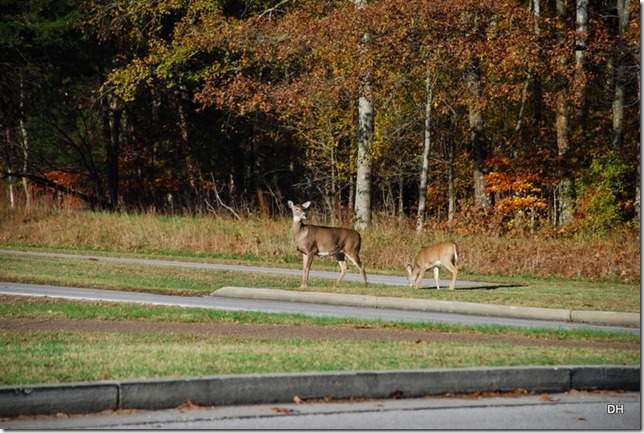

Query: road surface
[1,391,639,429]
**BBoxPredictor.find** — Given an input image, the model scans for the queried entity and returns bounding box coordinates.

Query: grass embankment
[0,205,639,385]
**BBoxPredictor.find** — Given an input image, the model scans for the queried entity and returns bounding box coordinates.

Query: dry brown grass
[0,202,639,283]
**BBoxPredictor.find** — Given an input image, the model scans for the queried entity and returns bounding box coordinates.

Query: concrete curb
[0,366,638,417]
[213,287,641,327]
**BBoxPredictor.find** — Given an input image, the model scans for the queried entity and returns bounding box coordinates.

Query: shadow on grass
[418,283,527,291]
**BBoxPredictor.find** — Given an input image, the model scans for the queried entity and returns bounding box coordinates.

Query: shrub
[574,151,630,235]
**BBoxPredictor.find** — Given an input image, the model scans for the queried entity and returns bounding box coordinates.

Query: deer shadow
[418,283,526,291]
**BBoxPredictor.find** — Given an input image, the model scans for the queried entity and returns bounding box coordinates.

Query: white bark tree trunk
[18,74,30,208]
[353,0,373,230]
[575,0,589,67]
[416,71,437,233]
[4,128,15,208]
[354,93,373,230]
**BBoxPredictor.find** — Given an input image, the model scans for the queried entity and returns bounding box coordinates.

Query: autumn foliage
[0,0,639,238]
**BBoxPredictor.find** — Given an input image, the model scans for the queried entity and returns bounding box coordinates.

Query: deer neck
[292,217,307,239]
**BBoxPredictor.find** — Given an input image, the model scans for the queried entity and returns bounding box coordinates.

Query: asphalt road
[2,391,639,429]
[0,281,638,333]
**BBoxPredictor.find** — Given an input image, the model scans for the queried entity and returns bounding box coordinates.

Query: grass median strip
[1,330,639,386]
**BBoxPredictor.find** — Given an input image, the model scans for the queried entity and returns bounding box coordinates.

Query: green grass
[1,330,638,386]
[0,252,639,312]
[0,254,307,295]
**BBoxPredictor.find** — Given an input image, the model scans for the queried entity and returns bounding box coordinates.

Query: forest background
[0,0,640,240]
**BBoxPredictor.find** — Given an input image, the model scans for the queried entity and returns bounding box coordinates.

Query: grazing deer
[406,241,459,290]
[288,200,368,289]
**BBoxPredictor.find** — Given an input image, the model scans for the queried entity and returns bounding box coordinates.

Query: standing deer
[406,240,459,290]
[288,200,368,288]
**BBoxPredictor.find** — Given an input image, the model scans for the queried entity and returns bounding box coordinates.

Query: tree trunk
[636,154,640,223]
[574,0,589,119]
[330,139,338,222]
[448,136,455,222]
[397,172,404,218]
[4,128,15,209]
[177,85,201,209]
[104,94,124,210]
[612,0,631,150]
[355,92,373,230]
[353,0,373,230]
[575,0,589,67]
[416,71,437,233]
[532,0,543,124]
[467,56,490,208]
[555,0,574,226]
[18,74,31,208]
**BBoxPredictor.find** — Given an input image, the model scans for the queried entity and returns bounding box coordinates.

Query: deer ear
[287,200,294,208]
[406,264,413,275]
[302,201,311,209]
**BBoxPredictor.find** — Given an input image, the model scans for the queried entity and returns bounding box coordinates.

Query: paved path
[0,281,638,333]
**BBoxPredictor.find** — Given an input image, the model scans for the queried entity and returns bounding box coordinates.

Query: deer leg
[433,267,441,290]
[346,253,368,288]
[301,253,315,288]
[443,261,459,290]
[414,268,427,289]
[335,259,348,287]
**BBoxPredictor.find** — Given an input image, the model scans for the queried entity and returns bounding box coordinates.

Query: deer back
[415,240,457,268]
